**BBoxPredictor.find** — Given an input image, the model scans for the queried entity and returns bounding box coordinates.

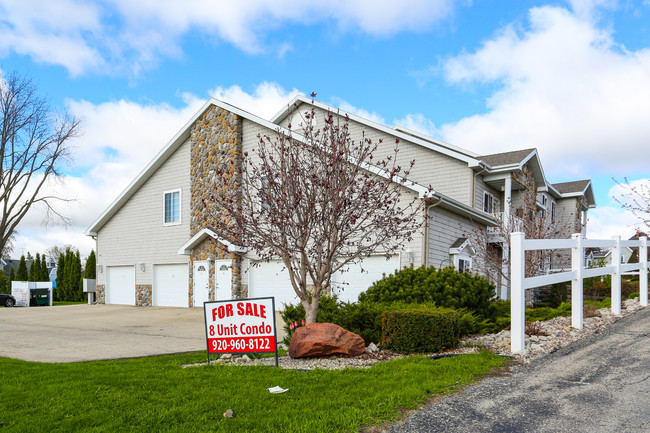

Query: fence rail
[510,233,648,354]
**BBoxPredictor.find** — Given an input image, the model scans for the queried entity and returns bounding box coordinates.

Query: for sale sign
[203,297,278,364]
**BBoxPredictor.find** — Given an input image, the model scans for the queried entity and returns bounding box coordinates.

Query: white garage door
[106,266,135,306]
[248,260,299,309]
[331,255,400,303]
[153,264,189,307]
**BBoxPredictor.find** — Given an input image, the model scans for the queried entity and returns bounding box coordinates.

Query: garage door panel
[248,260,299,308]
[153,264,189,307]
[332,255,400,303]
[107,266,135,306]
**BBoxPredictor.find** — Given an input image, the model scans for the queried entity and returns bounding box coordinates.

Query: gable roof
[479,149,537,167]
[552,180,591,194]
[177,228,246,255]
[270,95,484,167]
[551,179,596,208]
[86,97,436,236]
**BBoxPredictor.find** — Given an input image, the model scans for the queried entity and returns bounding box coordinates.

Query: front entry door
[215,260,232,301]
[193,261,209,307]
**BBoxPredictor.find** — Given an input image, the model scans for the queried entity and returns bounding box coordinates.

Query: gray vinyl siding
[554,197,582,238]
[96,139,191,285]
[242,117,425,270]
[427,207,485,269]
[279,106,474,206]
[475,176,501,212]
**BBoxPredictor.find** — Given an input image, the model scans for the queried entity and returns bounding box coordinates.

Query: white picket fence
[510,232,648,354]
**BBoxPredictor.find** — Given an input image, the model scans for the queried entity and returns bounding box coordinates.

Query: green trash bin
[30,289,50,306]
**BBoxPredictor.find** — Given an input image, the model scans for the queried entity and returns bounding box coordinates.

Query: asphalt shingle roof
[552,180,591,194]
[479,149,536,167]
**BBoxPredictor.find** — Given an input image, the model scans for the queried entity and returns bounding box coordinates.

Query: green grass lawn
[0,351,506,432]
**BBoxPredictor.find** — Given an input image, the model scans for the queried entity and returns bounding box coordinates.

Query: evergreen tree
[74,250,83,301]
[29,253,41,282]
[85,250,96,279]
[40,254,49,282]
[15,255,28,281]
[0,269,7,294]
[26,252,33,261]
[63,250,73,301]
[56,252,65,301]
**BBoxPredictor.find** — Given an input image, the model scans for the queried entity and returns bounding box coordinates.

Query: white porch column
[581,209,588,237]
[504,176,512,230]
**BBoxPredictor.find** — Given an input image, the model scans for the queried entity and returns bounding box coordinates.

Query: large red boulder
[288,323,365,358]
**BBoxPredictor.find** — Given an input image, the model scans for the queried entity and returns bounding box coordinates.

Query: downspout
[471,165,488,209]
[423,197,444,266]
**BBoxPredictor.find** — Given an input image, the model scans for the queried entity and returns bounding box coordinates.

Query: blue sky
[1,0,649,258]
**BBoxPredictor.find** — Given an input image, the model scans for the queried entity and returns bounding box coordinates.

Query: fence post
[510,232,526,354]
[612,235,622,316]
[571,234,583,329]
[640,236,648,307]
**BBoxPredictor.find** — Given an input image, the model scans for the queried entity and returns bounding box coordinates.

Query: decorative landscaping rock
[288,323,365,359]
[366,342,379,353]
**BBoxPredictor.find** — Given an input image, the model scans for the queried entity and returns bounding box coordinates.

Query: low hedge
[359,266,497,321]
[381,307,460,354]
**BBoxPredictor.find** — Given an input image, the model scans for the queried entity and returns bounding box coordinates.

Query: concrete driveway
[0,304,208,362]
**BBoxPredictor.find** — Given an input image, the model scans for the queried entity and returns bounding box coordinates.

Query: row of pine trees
[0,250,96,302]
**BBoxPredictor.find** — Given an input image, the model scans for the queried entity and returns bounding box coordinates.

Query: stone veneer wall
[136,285,152,306]
[96,284,105,304]
[188,106,244,302]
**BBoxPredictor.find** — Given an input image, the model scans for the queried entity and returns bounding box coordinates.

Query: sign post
[203,297,278,367]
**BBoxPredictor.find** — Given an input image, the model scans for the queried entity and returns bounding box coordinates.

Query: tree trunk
[303,296,320,324]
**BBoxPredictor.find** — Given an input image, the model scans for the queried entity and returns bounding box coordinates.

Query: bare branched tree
[466,167,574,290]
[0,71,80,256]
[613,177,650,229]
[204,97,428,323]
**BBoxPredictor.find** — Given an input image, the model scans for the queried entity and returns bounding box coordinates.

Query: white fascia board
[85,99,217,236]
[392,125,481,158]
[177,228,247,255]
[449,239,473,255]
[271,95,482,167]
[431,193,497,226]
[85,97,300,236]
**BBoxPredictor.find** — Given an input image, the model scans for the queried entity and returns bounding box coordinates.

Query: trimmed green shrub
[628,292,640,300]
[381,307,460,354]
[359,266,497,321]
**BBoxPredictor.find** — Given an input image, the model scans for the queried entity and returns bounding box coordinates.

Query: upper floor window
[551,202,556,222]
[163,189,181,226]
[484,192,495,213]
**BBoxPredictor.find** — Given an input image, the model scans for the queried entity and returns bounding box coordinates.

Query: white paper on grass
[267,386,289,394]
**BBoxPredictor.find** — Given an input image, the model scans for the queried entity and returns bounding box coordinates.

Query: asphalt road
[385,307,650,433]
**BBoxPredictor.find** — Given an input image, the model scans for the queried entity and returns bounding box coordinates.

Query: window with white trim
[457,257,472,273]
[483,192,495,213]
[163,189,181,226]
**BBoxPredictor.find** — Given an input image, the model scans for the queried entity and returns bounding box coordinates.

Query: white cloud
[393,113,439,137]
[11,82,298,257]
[331,98,386,124]
[0,0,458,76]
[438,5,650,178]
[209,82,301,120]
